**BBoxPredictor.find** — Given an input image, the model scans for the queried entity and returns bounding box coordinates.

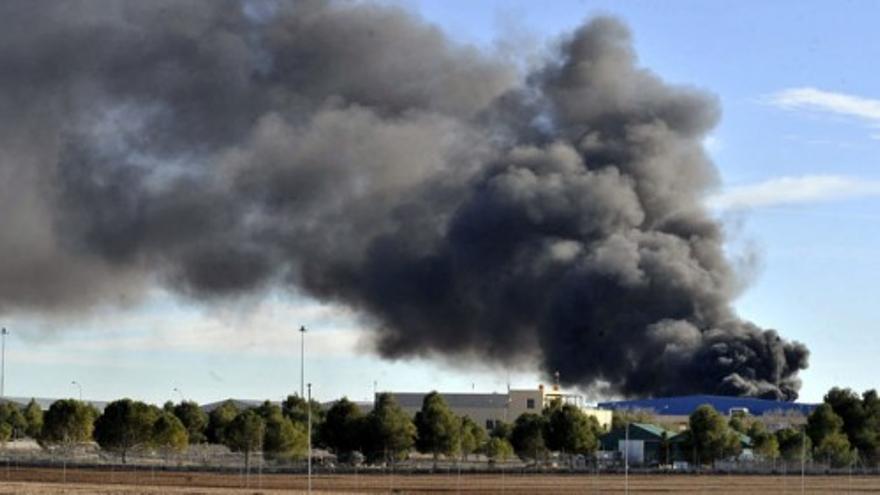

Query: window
[526,398,535,409]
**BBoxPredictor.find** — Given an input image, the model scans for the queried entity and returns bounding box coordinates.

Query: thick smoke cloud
[0,0,808,399]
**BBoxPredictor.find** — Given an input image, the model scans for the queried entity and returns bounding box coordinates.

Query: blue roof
[598,395,817,416]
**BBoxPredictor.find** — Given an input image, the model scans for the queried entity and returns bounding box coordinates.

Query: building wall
[508,389,543,419]
[397,403,509,431]
[601,426,672,465]
[391,386,612,432]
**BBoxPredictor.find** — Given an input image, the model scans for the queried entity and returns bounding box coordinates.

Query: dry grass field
[0,467,878,494]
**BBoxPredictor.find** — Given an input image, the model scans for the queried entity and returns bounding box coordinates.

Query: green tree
[459,416,487,460]
[544,403,601,455]
[824,388,876,463]
[484,436,514,462]
[362,393,416,464]
[807,403,845,447]
[748,422,780,461]
[728,415,748,434]
[206,400,239,444]
[282,395,324,445]
[320,398,365,461]
[225,410,266,471]
[151,412,189,459]
[687,405,741,465]
[264,414,308,461]
[40,399,97,450]
[862,389,880,462]
[23,399,44,439]
[0,423,12,444]
[257,401,307,461]
[94,399,161,463]
[490,421,513,441]
[815,431,856,467]
[414,392,459,459]
[776,427,812,462]
[172,401,208,444]
[511,413,548,461]
[0,402,27,439]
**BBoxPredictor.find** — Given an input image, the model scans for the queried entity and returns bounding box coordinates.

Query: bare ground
[0,467,878,493]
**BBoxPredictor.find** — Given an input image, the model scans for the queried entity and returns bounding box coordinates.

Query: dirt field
[0,467,878,494]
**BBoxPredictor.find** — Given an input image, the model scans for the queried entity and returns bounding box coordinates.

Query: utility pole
[0,327,7,398]
[307,382,312,495]
[801,425,806,494]
[299,326,306,398]
[624,421,629,495]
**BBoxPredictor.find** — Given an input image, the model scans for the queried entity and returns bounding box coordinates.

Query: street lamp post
[299,326,306,398]
[1,327,7,398]
[71,380,82,401]
[307,382,312,495]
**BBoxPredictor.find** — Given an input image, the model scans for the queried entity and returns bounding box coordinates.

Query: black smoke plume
[0,1,808,399]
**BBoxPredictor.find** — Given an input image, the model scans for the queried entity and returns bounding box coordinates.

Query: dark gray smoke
[0,1,808,399]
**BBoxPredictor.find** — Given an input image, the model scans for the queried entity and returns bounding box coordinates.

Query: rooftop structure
[598,395,817,427]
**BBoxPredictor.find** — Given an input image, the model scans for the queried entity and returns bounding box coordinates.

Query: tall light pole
[71,380,82,401]
[801,424,806,495]
[624,420,629,495]
[307,382,312,495]
[299,325,306,398]
[1,327,7,398]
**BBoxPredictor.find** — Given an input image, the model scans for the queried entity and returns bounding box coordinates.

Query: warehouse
[600,422,677,466]
[598,395,817,427]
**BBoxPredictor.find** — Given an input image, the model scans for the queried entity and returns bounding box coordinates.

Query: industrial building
[599,422,754,466]
[599,422,677,465]
[388,384,612,431]
[598,395,818,427]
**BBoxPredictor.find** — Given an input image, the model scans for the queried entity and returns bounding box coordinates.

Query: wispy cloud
[73,299,367,358]
[708,175,880,210]
[767,87,880,139]
[8,295,368,365]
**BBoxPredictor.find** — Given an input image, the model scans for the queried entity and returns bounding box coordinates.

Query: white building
[387,384,612,431]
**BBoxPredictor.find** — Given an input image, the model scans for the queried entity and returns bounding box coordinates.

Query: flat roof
[598,395,817,416]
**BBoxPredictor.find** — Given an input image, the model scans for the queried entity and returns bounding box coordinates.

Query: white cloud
[11,296,368,361]
[768,88,880,142]
[707,175,880,210]
[128,301,363,357]
[768,87,880,122]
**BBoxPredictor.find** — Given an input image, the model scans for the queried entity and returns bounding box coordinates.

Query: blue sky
[4,0,879,405]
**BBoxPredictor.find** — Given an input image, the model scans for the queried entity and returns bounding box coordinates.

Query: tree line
[0,396,318,469]
[0,391,604,466]
[639,387,880,468]
[3,386,877,469]
[318,392,604,464]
